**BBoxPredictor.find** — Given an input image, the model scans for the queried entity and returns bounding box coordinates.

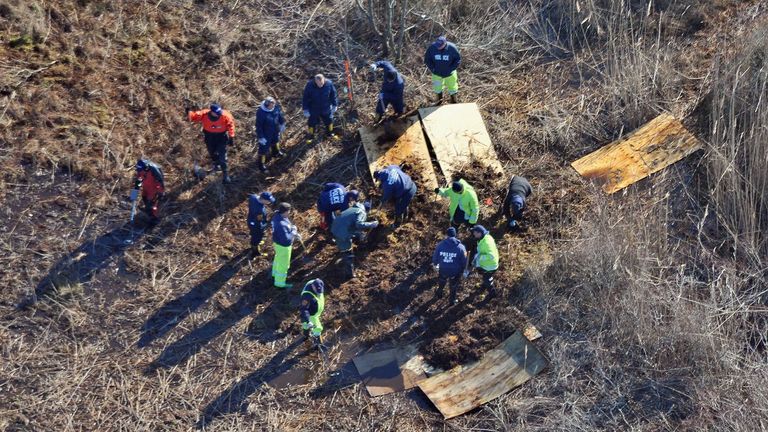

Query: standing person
[431,227,467,305]
[435,179,479,228]
[467,225,499,298]
[255,96,287,172]
[302,74,339,143]
[369,60,405,121]
[316,182,348,231]
[132,159,165,225]
[374,164,417,228]
[330,191,379,280]
[187,103,236,184]
[502,175,532,231]
[271,202,298,289]
[424,36,461,104]
[247,191,275,258]
[299,278,326,346]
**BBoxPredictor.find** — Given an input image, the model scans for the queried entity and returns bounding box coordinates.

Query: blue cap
[446,227,457,237]
[210,104,223,115]
[135,159,148,171]
[471,225,488,235]
[259,191,276,204]
[451,181,463,192]
[308,279,325,294]
[346,190,360,201]
[435,36,447,47]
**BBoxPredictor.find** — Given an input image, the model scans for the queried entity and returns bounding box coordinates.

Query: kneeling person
[300,279,325,345]
[330,191,379,279]
[502,175,532,231]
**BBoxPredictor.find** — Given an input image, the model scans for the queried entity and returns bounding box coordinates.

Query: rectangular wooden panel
[571,113,702,194]
[359,116,438,190]
[352,345,428,397]
[417,331,547,419]
[418,103,504,182]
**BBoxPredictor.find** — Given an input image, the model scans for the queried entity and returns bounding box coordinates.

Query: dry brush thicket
[1,0,767,431]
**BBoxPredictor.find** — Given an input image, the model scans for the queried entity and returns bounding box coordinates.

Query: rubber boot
[436,283,445,299]
[327,124,339,141]
[450,93,458,104]
[272,144,285,158]
[434,93,443,105]
[258,155,268,172]
[306,126,315,144]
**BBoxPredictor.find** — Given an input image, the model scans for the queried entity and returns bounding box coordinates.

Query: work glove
[370,63,378,72]
[228,136,235,146]
[369,220,380,228]
[378,92,384,101]
[303,109,310,118]
[258,137,267,145]
[330,105,337,113]
[432,264,439,272]
[434,187,440,194]
[463,269,470,278]
[279,124,286,133]
[129,189,139,202]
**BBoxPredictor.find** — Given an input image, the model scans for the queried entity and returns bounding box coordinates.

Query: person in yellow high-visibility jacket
[467,225,499,298]
[435,179,479,228]
[299,279,325,345]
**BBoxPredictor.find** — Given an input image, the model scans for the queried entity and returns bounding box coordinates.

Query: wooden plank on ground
[571,113,702,194]
[418,103,504,182]
[417,331,547,419]
[352,344,429,397]
[358,116,438,190]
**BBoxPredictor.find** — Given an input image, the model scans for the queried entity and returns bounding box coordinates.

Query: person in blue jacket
[374,165,417,228]
[255,96,286,172]
[424,36,461,104]
[370,60,405,121]
[271,202,299,289]
[247,191,276,258]
[302,74,339,143]
[316,182,348,231]
[431,227,467,305]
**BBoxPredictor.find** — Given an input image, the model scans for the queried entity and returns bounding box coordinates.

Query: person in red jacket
[133,159,165,224]
[187,103,236,184]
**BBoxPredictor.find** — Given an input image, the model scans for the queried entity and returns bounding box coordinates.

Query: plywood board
[359,116,438,190]
[418,331,548,419]
[418,103,504,182]
[352,344,428,397]
[571,113,702,194]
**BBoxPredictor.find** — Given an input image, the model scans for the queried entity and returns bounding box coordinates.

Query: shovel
[344,59,358,123]
[129,189,139,223]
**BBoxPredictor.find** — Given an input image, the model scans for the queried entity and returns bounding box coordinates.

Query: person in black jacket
[501,175,532,231]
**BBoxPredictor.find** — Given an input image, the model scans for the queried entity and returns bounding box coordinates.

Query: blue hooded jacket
[271,211,297,247]
[432,235,467,277]
[424,41,461,78]
[255,101,286,143]
[316,182,348,214]
[247,194,269,230]
[377,165,416,203]
[302,79,338,116]
[375,61,405,101]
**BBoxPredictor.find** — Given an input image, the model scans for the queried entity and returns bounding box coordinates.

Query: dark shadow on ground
[137,249,251,347]
[196,337,306,429]
[144,268,283,373]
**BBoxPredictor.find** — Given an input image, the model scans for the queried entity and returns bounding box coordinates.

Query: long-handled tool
[129,188,139,223]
